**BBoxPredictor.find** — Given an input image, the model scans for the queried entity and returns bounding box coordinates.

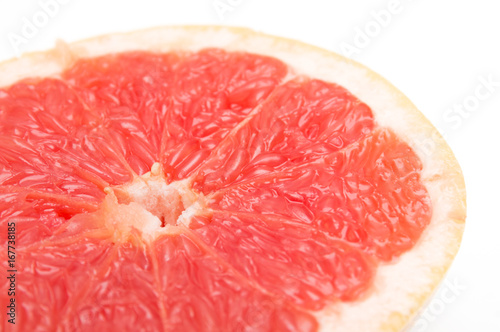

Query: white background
[0,0,499,331]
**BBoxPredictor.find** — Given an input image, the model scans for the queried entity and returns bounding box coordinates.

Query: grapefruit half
[0,26,466,332]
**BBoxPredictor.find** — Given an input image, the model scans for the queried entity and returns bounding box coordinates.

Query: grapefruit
[0,26,466,332]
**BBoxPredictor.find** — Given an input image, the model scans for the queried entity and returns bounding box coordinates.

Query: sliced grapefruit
[0,26,466,332]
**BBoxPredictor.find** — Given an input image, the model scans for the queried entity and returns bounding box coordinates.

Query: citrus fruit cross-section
[0,26,466,332]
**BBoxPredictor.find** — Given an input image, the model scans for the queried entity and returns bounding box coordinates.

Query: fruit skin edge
[0,25,466,332]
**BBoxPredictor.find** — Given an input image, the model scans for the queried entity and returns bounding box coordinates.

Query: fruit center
[101,162,201,241]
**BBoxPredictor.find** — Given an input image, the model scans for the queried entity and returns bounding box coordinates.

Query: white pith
[100,162,203,241]
[0,26,466,332]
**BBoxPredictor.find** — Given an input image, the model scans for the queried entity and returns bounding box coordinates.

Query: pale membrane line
[0,184,99,211]
[100,129,140,179]
[147,240,170,332]
[208,208,373,266]
[0,183,103,251]
[207,208,378,279]
[209,208,321,231]
[70,163,111,191]
[205,127,383,200]
[19,227,112,253]
[158,95,173,169]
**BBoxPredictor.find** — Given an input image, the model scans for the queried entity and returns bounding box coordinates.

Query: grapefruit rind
[0,26,466,332]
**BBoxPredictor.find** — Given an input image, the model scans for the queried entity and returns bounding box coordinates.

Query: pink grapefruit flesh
[0,45,441,332]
